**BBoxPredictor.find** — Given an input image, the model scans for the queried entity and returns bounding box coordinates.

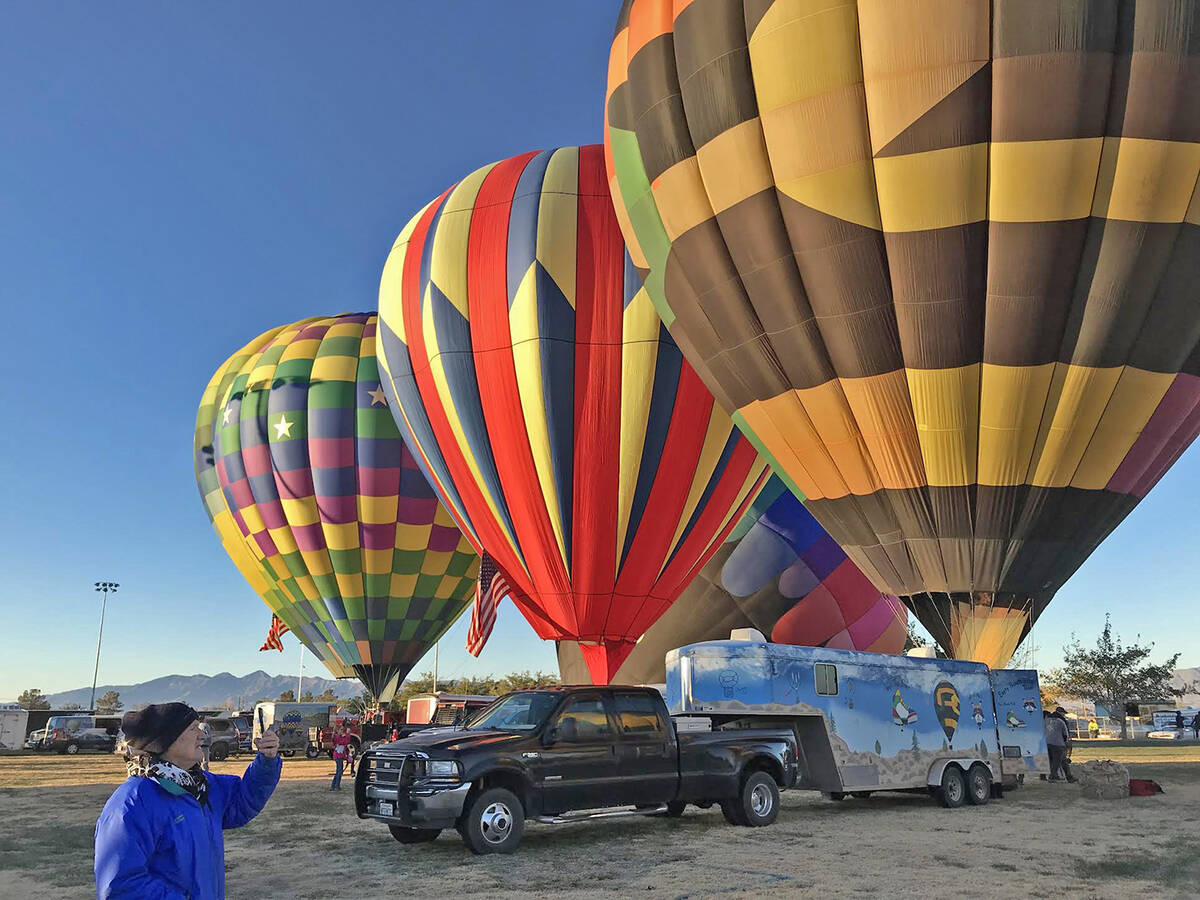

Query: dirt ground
[2,746,1198,899]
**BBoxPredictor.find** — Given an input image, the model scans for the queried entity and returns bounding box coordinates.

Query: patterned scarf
[126,752,210,806]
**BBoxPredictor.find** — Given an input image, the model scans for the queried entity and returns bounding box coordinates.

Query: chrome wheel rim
[480,802,513,844]
[947,778,963,803]
[971,772,988,797]
[750,783,772,817]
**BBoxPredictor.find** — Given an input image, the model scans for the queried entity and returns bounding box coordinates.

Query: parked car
[355,685,798,854]
[204,715,251,761]
[41,715,121,754]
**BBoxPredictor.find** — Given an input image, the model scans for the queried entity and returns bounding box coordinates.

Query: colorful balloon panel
[558,476,907,685]
[376,145,769,684]
[198,314,479,698]
[605,0,1200,668]
[726,479,908,654]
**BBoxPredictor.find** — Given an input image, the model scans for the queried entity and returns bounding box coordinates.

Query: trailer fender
[926,758,996,789]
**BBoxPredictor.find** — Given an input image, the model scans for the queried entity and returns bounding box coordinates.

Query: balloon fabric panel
[198,313,479,697]
[376,144,769,683]
[606,0,1200,668]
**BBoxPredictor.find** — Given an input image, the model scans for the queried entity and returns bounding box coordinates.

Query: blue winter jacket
[94,753,282,899]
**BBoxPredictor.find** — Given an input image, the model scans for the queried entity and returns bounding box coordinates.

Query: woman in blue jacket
[95,702,281,899]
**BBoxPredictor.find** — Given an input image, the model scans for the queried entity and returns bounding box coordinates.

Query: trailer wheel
[966,764,991,806]
[459,787,524,854]
[304,744,321,760]
[938,765,967,808]
[388,825,440,844]
[210,743,228,762]
[851,791,872,799]
[65,743,79,755]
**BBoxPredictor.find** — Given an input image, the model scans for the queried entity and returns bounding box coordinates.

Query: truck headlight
[425,760,459,777]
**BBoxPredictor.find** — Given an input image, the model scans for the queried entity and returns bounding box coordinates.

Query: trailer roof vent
[729,628,767,643]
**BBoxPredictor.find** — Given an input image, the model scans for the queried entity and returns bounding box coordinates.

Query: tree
[314,688,337,703]
[343,693,372,717]
[96,691,122,714]
[910,730,920,760]
[298,690,315,702]
[61,702,83,711]
[1053,614,1180,739]
[903,622,947,658]
[17,689,50,710]
[497,671,559,692]
[278,690,295,702]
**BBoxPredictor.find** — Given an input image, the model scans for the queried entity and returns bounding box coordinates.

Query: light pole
[91,582,119,713]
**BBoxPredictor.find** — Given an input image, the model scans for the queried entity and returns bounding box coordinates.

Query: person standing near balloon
[330,725,352,791]
[95,702,281,899]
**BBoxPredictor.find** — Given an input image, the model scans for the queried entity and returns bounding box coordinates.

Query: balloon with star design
[194,313,479,698]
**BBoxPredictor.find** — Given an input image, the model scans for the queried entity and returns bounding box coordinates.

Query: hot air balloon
[376,145,769,684]
[605,0,1200,667]
[558,475,906,684]
[196,314,479,698]
[934,681,961,746]
[194,322,355,681]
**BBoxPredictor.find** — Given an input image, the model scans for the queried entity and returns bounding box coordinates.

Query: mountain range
[46,671,362,710]
[37,666,1200,712]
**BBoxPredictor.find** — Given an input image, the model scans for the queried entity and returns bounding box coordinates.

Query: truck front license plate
[378,801,394,817]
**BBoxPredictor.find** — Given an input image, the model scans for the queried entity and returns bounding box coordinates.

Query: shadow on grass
[1074,835,1200,891]
[0,822,95,887]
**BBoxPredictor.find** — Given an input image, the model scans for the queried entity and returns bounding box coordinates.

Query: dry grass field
[2,745,1198,899]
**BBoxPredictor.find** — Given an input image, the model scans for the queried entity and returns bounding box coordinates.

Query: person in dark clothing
[1052,707,1077,783]
[1044,710,1066,780]
[1193,713,1200,741]
[95,702,280,899]
[1175,711,1185,730]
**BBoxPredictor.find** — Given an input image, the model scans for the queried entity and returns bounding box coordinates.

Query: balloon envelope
[196,314,479,698]
[376,145,769,684]
[559,476,907,684]
[606,0,1200,667]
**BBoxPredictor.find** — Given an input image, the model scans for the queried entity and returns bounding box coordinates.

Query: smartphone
[257,708,266,736]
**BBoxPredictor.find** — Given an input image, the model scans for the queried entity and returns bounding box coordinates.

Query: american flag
[466,553,512,656]
[259,614,289,652]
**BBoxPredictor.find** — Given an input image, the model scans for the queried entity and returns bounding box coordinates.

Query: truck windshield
[464,692,560,731]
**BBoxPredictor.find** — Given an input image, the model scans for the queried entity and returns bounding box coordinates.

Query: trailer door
[989,669,1050,778]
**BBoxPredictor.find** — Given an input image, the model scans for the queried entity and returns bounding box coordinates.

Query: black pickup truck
[354,685,798,853]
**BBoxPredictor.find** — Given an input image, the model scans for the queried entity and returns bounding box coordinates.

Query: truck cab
[355,686,797,854]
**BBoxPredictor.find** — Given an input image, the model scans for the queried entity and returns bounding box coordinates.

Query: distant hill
[46,671,362,710]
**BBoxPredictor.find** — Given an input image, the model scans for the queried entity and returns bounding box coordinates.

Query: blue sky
[1,4,1196,701]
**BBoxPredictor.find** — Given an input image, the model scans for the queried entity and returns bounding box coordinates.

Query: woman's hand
[255,730,280,759]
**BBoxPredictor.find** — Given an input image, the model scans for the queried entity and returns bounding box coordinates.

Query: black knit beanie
[121,703,199,755]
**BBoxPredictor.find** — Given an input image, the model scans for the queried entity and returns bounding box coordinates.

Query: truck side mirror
[541,726,559,747]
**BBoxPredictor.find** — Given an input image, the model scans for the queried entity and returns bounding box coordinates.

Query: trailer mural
[992,669,1050,775]
[667,640,1049,791]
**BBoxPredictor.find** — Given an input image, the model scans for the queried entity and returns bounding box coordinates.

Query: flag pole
[297,643,304,698]
[433,641,439,695]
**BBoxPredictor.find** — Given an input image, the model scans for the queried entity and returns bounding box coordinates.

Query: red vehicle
[309,709,405,758]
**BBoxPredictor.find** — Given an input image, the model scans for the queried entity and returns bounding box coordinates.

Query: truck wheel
[723,771,779,828]
[938,765,967,808]
[388,825,441,844]
[211,743,228,762]
[966,764,991,806]
[65,743,79,755]
[305,744,321,760]
[459,787,524,855]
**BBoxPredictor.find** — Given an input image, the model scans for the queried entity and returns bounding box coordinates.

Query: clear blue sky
[1,3,1196,701]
